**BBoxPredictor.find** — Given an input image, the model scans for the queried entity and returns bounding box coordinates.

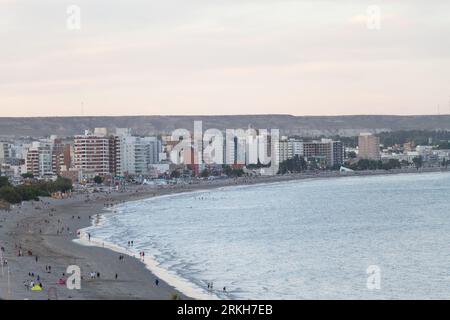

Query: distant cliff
[1,114,450,138]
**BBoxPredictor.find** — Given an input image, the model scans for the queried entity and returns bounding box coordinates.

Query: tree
[0,186,22,204]
[231,168,245,177]
[278,155,307,174]
[222,165,233,176]
[21,173,34,179]
[347,151,357,159]
[93,176,103,184]
[0,176,10,188]
[200,169,210,178]
[53,177,73,192]
[412,156,423,169]
[170,170,181,179]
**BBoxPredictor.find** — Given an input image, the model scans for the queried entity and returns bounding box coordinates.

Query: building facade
[358,133,381,160]
[73,129,112,176]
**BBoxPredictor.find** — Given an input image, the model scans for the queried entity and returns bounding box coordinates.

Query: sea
[81,172,450,299]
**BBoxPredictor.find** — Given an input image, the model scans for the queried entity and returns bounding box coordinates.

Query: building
[0,142,11,164]
[358,133,381,160]
[24,140,54,178]
[73,129,112,176]
[287,139,303,159]
[115,129,161,176]
[52,137,72,175]
[278,137,289,163]
[303,139,344,167]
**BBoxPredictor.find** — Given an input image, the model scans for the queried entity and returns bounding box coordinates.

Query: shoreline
[1,167,448,300]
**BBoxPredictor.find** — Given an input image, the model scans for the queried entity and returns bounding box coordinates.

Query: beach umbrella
[31,285,43,291]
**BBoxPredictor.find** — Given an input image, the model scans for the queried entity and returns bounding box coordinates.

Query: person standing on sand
[155,278,159,286]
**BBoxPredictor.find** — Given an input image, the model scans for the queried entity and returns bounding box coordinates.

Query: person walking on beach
[155,278,159,286]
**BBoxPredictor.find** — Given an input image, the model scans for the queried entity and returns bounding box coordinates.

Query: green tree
[200,169,210,178]
[278,155,307,174]
[0,176,10,188]
[346,151,357,159]
[170,170,181,179]
[412,156,423,169]
[0,186,22,204]
[93,176,103,184]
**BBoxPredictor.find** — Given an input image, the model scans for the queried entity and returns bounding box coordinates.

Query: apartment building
[25,140,53,177]
[358,133,381,160]
[303,139,344,167]
[73,129,112,176]
[115,129,161,176]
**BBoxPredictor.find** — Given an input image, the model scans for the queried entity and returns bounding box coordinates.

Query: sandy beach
[0,167,447,300]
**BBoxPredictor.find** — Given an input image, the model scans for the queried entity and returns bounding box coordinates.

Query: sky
[0,0,449,117]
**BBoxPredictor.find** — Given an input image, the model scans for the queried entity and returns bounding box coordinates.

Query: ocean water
[83,172,450,299]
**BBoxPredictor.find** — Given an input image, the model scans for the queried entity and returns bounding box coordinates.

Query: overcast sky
[0,0,449,117]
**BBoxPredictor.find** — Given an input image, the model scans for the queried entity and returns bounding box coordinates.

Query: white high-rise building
[115,129,160,176]
[287,139,303,159]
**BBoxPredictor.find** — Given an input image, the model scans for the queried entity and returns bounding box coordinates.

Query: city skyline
[1,0,450,117]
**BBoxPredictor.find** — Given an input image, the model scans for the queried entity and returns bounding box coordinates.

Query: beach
[0,167,448,300]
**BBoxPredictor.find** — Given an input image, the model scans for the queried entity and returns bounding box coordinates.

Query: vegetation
[412,156,423,169]
[246,160,271,169]
[347,159,402,171]
[200,169,210,178]
[93,175,104,184]
[0,176,10,188]
[0,176,73,204]
[222,165,245,177]
[170,170,181,179]
[346,151,357,159]
[278,155,307,174]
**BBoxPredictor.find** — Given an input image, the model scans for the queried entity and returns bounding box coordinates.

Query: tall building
[26,145,40,177]
[51,137,72,175]
[224,130,246,168]
[0,142,11,164]
[358,133,380,160]
[287,139,303,159]
[303,139,344,167]
[73,129,112,176]
[278,137,289,163]
[25,140,53,177]
[115,129,161,176]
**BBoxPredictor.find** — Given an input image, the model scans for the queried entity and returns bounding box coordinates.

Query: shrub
[0,186,22,204]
